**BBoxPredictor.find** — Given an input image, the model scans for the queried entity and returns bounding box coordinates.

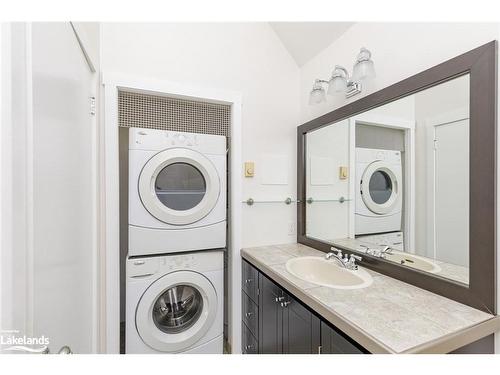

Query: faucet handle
[381,245,393,255]
[350,254,362,261]
[330,247,342,257]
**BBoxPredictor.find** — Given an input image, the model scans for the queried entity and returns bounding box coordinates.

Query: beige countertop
[241,243,500,354]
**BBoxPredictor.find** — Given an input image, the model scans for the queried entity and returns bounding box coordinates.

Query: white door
[434,119,469,267]
[31,22,97,354]
[1,22,98,354]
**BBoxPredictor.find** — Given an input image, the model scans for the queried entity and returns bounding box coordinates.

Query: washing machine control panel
[127,252,222,278]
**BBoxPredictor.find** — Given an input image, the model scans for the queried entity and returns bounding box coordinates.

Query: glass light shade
[352,59,375,82]
[309,88,326,105]
[327,76,347,96]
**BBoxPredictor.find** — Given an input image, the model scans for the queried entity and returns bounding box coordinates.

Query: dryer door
[138,148,221,225]
[360,161,401,215]
[136,270,218,352]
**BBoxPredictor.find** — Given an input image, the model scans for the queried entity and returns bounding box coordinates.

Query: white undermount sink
[285,256,373,290]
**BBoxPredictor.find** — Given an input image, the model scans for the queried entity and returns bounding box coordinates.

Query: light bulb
[352,47,376,82]
[309,79,326,105]
[309,88,326,105]
[327,66,348,97]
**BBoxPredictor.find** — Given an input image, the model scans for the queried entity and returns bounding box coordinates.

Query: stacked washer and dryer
[126,128,226,354]
[355,147,404,249]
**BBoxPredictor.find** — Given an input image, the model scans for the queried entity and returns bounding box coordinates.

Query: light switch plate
[244,162,255,177]
[339,166,348,180]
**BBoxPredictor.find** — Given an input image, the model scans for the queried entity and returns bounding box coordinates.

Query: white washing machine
[126,251,223,354]
[355,147,403,235]
[129,128,226,256]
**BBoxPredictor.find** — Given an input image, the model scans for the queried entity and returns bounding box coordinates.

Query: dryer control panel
[129,127,226,155]
[356,148,401,163]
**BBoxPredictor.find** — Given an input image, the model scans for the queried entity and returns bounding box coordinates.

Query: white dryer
[129,128,226,256]
[355,147,403,235]
[126,251,223,354]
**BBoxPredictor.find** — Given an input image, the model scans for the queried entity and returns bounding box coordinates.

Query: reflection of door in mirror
[433,120,469,267]
[415,75,470,272]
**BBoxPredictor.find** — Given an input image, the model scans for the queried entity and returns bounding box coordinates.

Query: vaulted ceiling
[270,22,354,67]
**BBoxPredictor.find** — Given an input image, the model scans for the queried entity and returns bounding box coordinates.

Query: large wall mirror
[297,41,497,313]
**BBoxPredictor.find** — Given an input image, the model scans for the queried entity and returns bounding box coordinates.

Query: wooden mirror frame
[297,41,497,314]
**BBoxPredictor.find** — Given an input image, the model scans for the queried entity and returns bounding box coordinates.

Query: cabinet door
[258,273,283,354]
[242,322,258,354]
[242,292,259,339]
[242,260,259,303]
[282,293,321,354]
[320,321,364,354]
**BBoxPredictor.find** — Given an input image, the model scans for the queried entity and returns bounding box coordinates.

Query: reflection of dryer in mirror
[129,128,226,256]
[355,147,402,235]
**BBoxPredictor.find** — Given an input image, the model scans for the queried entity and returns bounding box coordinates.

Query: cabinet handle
[244,344,254,351]
[275,296,285,303]
[281,300,291,307]
[245,312,253,318]
[245,279,253,284]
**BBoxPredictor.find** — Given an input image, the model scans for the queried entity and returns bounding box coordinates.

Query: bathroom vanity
[240,41,499,354]
[241,250,365,354]
[241,244,500,354]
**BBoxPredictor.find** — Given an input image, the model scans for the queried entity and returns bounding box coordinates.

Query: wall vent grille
[118,90,230,137]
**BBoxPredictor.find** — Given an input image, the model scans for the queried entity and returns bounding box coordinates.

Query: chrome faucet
[359,244,393,259]
[325,248,345,266]
[325,247,362,270]
[380,245,393,255]
[346,253,363,270]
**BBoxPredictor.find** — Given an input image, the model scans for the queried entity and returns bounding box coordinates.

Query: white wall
[300,23,499,123]
[306,120,350,241]
[101,23,300,249]
[299,22,500,353]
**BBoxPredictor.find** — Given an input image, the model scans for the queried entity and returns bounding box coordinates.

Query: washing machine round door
[138,148,220,225]
[360,161,401,215]
[136,270,218,352]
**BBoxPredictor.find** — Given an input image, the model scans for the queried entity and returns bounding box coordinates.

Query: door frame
[0,22,13,333]
[101,72,243,353]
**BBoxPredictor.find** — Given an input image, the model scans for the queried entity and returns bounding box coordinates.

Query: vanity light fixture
[309,47,376,105]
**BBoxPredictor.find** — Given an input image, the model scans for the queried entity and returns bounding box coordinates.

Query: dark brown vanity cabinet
[320,322,365,354]
[242,259,365,354]
[281,289,321,354]
[258,272,284,353]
